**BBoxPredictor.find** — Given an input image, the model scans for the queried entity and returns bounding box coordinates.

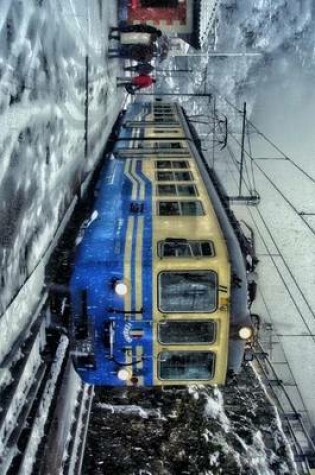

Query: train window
[158,351,215,380]
[156,170,193,182]
[158,271,217,312]
[157,184,177,196]
[156,142,182,149]
[157,171,173,181]
[157,184,197,197]
[155,160,189,169]
[156,171,193,182]
[158,240,214,258]
[158,321,216,344]
[177,185,197,196]
[154,129,180,134]
[158,201,204,216]
[174,171,191,181]
[161,241,192,257]
[159,202,180,215]
[155,116,175,120]
[172,161,188,169]
[156,161,172,169]
[181,201,204,215]
[154,112,174,117]
[154,106,173,112]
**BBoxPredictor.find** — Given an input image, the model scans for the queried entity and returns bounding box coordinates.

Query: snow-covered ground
[0,0,124,363]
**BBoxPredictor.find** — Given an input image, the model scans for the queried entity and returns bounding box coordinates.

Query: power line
[246,119,315,185]
[248,204,315,338]
[207,79,315,186]
[222,132,315,329]
[229,131,315,238]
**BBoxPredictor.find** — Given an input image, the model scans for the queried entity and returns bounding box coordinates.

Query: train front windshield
[159,271,217,312]
[158,321,216,344]
[158,352,215,381]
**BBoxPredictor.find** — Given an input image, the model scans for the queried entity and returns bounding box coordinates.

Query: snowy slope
[0,0,123,362]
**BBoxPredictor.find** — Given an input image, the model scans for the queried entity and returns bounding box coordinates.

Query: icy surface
[0,0,123,361]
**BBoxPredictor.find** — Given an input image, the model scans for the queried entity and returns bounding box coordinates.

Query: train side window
[155,160,189,170]
[158,321,216,344]
[154,118,175,123]
[201,242,213,255]
[157,171,174,181]
[156,184,197,197]
[159,202,180,216]
[158,271,217,312]
[174,171,192,181]
[158,240,214,258]
[156,142,182,149]
[154,106,173,113]
[158,201,204,216]
[172,161,188,169]
[177,184,197,196]
[154,129,179,134]
[157,184,177,196]
[156,161,172,169]
[160,241,192,257]
[181,201,204,215]
[158,351,215,380]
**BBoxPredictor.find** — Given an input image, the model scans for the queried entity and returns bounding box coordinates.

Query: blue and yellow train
[69,101,254,386]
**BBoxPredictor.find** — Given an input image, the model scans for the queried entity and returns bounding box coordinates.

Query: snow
[20,335,68,475]
[0,0,123,363]
[97,403,164,420]
[85,381,296,474]
[203,387,230,433]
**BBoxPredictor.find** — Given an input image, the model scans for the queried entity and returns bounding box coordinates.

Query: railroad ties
[0,296,93,475]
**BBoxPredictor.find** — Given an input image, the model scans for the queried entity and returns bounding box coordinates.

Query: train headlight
[117,368,132,381]
[114,281,128,297]
[238,326,253,340]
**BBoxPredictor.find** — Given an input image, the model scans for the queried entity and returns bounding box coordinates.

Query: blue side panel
[70,147,153,386]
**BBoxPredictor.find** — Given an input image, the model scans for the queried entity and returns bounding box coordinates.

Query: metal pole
[238,102,246,196]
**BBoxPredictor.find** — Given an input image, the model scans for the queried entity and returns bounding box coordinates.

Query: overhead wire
[246,118,315,185]
[221,126,315,329]
[207,79,315,185]
[229,131,315,238]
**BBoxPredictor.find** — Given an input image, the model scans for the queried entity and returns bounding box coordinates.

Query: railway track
[0,297,66,474]
[0,297,93,475]
[253,341,315,475]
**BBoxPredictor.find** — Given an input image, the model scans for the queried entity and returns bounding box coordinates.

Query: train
[69,100,255,386]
